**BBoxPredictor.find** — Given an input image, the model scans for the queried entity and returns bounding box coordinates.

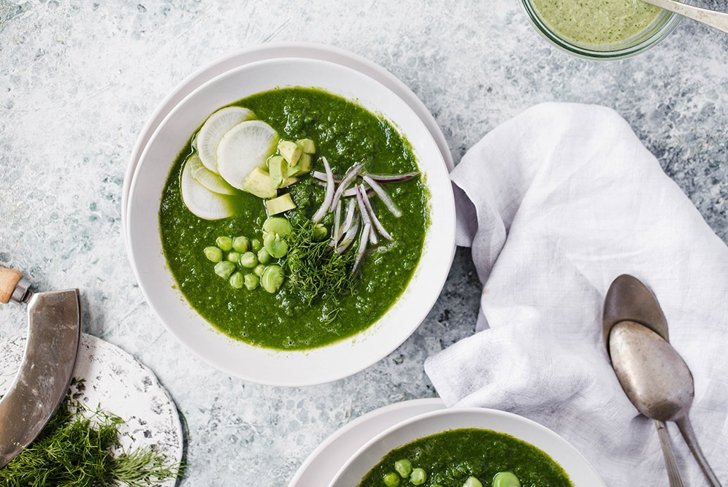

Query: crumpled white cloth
[425,103,728,486]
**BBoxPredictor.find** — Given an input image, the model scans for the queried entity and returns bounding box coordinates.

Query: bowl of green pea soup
[126,58,456,386]
[331,408,605,487]
[521,0,679,59]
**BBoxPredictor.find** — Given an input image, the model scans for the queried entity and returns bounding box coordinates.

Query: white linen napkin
[425,103,728,485]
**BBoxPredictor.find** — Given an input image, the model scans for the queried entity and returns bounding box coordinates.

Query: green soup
[531,0,662,47]
[159,88,430,350]
[359,428,572,487]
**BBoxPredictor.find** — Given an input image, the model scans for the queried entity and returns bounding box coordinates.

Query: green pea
[227,251,241,263]
[215,236,232,251]
[262,216,292,237]
[232,236,250,253]
[257,248,272,265]
[394,459,411,478]
[263,232,288,258]
[229,272,244,289]
[261,265,284,293]
[214,261,235,279]
[492,472,519,487]
[244,273,259,291]
[464,476,483,487]
[383,472,401,487]
[313,223,328,241]
[251,238,262,252]
[254,264,266,277]
[203,246,223,263]
[239,251,258,268]
[410,468,426,485]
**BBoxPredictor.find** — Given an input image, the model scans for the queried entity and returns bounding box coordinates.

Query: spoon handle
[675,416,723,486]
[643,0,728,34]
[655,420,685,487]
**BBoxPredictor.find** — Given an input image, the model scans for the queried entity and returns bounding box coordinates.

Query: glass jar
[520,0,680,60]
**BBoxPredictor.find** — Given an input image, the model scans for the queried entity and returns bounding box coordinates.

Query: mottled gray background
[0,0,726,484]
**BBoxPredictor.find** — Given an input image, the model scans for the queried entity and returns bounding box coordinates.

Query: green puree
[360,429,572,487]
[159,87,429,350]
[531,0,661,46]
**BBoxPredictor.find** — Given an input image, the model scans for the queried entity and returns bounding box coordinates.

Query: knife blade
[0,267,81,468]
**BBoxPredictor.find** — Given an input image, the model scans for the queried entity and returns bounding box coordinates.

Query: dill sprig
[282,215,356,320]
[0,395,181,487]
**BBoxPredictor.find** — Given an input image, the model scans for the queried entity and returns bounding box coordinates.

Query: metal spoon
[641,0,728,34]
[606,321,722,485]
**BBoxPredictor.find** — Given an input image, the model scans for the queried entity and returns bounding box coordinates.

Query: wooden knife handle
[0,267,22,304]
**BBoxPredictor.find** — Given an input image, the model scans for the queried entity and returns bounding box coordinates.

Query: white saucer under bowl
[126,57,456,386]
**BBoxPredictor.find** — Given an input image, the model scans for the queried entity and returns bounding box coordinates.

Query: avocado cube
[242,167,277,199]
[289,154,312,177]
[264,193,296,216]
[296,138,316,154]
[279,176,299,188]
[277,140,302,166]
[268,155,288,188]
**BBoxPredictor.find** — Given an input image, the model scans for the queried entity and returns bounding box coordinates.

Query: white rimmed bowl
[331,408,605,486]
[126,58,456,386]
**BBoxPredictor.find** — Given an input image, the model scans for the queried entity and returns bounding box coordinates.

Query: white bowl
[331,408,605,487]
[126,58,456,386]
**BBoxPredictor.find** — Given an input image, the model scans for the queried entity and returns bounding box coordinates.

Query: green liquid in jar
[531,0,662,47]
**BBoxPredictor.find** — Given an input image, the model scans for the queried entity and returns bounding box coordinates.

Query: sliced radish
[181,159,236,220]
[196,106,256,172]
[217,120,279,190]
[187,154,237,195]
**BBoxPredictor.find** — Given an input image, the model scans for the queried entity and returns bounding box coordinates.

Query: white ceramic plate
[121,42,454,243]
[126,58,456,386]
[290,398,444,486]
[0,334,184,486]
[331,408,605,487]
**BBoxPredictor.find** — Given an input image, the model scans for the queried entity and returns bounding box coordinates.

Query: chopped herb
[282,215,356,318]
[0,392,181,487]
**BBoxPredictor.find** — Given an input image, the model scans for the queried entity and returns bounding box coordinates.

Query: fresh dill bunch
[0,396,181,487]
[282,214,356,316]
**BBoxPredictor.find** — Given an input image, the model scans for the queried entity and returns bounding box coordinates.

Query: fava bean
[227,251,241,263]
[229,272,244,289]
[394,459,411,478]
[383,472,400,487]
[410,468,426,485]
[232,236,250,253]
[257,248,272,264]
[254,264,265,277]
[203,246,222,263]
[215,236,232,251]
[261,265,284,293]
[240,252,258,268]
[244,273,259,291]
[463,476,483,487]
[214,261,235,279]
[251,238,262,252]
[492,472,520,487]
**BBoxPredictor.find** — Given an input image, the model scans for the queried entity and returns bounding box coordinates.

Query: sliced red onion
[360,184,393,240]
[331,163,363,210]
[355,185,371,227]
[313,171,343,183]
[362,175,402,218]
[339,198,357,238]
[369,225,379,245]
[331,199,342,247]
[336,216,359,254]
[312,157,335,224]
[352,222,371,274]
[364,171,419,183]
